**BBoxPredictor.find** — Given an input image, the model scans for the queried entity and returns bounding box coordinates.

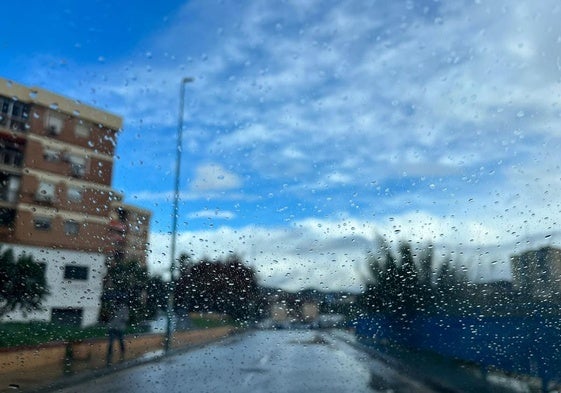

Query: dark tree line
[358,237,515,318]
[173,254,263,322]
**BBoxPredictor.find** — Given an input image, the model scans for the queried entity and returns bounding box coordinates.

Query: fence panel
[356,314,561,382]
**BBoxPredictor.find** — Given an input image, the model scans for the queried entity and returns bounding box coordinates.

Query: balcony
[0,147,24,172]
[0,174,20,205]
[0,98,30,134]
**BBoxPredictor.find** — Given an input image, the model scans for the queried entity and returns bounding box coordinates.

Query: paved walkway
[0,327,234,393]
[0,350,163,393]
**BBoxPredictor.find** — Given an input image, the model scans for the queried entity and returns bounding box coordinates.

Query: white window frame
[44,148,61,162]
[35,181,56,202]
[74,122,91,138]
[45,112,64,135]
[68,155,87,174]
[6,176,20,203]
[33,216,52,230]
[64,220,80,236]
[67,186,83,203]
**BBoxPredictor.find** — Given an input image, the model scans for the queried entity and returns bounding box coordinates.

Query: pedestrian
[106,302,129,366]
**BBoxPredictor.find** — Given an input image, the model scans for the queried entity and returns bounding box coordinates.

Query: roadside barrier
[355,314,561,392]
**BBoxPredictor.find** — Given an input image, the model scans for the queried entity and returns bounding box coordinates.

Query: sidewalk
[0,327,235,393]
[347,333,538,393]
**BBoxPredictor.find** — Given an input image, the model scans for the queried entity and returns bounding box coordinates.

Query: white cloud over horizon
[145,208,556,292]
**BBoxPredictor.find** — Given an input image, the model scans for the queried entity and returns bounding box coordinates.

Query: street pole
[165,77,194,353]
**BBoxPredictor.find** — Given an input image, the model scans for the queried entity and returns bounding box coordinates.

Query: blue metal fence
[355,314,561,384]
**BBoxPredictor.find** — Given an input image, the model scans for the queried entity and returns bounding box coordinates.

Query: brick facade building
[0,78,150,326]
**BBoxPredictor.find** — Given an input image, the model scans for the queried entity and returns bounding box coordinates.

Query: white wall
[1,245,106,327]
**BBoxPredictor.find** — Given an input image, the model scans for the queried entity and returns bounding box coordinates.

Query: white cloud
[36,0,561,192]
[187,209,235,220]
[190,163,242,192]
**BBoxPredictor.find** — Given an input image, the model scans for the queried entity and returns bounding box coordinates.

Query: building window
[34,216,52,230]
[1,175,20,204]
[35,182,56,202]
[71,163,86,178]
[51,308,83,327]
[67,187,83,203]
[46,112,64,135]
[11,102,29,120]
[0,96,29,132]
[75,122,91,138]
[64,265,88,280]
[67,155,87,178]
[44,149,61,162]
[64,220,80,236]
[0,208,15,227]
[0,146,23,167]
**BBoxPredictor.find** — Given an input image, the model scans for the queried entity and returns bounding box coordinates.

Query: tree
[100,259,149,325]
[360,239,432,318]
[174,254,260,321]
[416,244,434,313]
[397,242,419,313]
[145,275,168,319]
[0,246,49,316]
[434,256,473,315]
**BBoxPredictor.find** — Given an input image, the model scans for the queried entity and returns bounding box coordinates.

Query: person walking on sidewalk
[106,302,129,366]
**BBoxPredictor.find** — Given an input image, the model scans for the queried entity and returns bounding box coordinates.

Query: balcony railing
[0,114,28,133]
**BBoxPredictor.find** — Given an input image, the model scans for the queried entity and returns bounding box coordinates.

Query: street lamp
[165,77,194,353]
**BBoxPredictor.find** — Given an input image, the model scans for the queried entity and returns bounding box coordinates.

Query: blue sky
[4,0,561,291]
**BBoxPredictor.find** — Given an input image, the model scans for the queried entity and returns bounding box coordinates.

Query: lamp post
[165,77,194,353]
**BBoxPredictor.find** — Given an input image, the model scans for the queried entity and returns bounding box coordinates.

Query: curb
[336,334,461,393]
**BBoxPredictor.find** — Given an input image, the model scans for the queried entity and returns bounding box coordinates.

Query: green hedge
[0,322,147,348]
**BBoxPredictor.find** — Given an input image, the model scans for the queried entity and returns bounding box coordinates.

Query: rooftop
[0,77,122,131]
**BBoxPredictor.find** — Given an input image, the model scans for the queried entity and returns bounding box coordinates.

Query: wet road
[56,330,435,393]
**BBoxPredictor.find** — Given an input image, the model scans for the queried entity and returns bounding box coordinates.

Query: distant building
[107,201,151,268]
[510,246,561,298]
[0,78,149,326]
[301,302,319,323]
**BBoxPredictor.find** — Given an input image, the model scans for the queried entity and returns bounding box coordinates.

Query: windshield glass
[1,1,560,392]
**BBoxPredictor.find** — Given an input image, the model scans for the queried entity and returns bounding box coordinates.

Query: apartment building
[0,78,148,326]
[511,246,561,299]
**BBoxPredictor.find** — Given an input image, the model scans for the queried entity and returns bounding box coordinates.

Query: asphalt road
[54,330,437,393]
